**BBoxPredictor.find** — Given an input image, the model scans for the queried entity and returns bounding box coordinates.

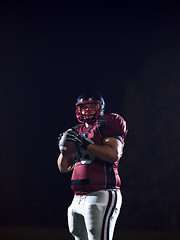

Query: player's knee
[67,206,75,234]
[68,220,80,237]
[68,207,85,239]
[87,226,101,239]
[85,204,104,239]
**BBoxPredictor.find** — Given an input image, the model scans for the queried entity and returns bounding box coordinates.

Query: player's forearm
[86,144,119,163]
[57,154,74,173]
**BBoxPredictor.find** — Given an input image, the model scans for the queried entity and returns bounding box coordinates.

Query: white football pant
[68,190,122,240]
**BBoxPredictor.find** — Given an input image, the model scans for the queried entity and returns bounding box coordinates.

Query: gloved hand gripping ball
[65,128,93,149]
[58,129,78,156]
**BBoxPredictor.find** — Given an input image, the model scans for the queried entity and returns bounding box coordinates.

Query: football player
[57,91,128,240]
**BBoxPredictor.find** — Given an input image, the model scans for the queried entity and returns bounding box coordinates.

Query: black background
[0,1,180,233]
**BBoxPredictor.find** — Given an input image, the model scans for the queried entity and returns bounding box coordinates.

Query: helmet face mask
[76,100,102,123]
[75,91,105,123]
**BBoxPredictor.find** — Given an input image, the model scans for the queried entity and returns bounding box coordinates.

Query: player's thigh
[68,200,88,240]
[84,190,122,240]
[108,190,122,239]
[83,191,110,239]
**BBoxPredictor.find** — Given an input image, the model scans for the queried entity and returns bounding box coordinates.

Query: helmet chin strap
[84,115,96,123]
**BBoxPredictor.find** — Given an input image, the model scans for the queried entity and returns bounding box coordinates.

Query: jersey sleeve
[102,113,128,142]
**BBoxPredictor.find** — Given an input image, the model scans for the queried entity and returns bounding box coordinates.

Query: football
[59,129,78,156]
[63,140,78,156]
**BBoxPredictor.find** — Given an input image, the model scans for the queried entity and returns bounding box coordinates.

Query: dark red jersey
[71,113,128,195]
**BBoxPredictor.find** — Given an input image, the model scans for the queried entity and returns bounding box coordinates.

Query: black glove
[66,128,93,149]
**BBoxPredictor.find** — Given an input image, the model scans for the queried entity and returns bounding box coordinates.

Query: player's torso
[71,115,121,195]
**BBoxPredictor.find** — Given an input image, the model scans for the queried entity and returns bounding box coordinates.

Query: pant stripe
[101,191,117,240]
[106,191,117,239]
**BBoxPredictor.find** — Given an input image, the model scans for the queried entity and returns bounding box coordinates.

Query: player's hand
[66,128,93,149]
[57,131,67,152]
[57,132,63,144]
